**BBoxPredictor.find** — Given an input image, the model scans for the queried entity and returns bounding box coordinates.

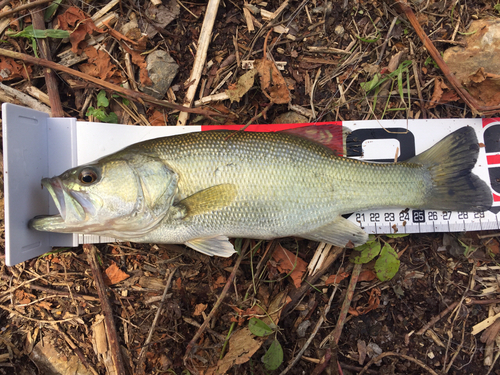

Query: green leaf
[262,339,283,371]
[384,234,409,238]
[248,317,273,337]
[374,244,400,282]
[45,0,63,22]
[96,90,109,108]
[350,240,381,264]
[102,112,118,124]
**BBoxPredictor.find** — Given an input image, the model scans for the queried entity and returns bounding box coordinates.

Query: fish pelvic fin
[408,126,492,212]
[300,216,368,247]
[185,235,236,257]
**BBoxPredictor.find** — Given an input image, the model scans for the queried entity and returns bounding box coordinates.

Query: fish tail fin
[408,127,492,212]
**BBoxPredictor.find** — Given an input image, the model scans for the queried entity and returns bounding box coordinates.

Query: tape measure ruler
[4,103,500,266]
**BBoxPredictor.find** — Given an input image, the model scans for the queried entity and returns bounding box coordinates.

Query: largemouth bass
[30,127,492,257]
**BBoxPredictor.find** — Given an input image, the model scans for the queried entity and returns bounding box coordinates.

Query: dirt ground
[0,0,500,374]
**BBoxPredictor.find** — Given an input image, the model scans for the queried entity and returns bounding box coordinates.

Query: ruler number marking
[474,212,485,219]
[442,211,451,220]
[384,212,395,222]
[457,212,468,220]
[370,213,380,222]
[412,210,425,223]
[428,211,438,221]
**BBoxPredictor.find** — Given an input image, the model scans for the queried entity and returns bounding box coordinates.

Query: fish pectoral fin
[301,216,368,247]
[185,236,236,257]
[179,184,237,217]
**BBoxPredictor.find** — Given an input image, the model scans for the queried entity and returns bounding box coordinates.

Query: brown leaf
[271,245,307,288]
[226,69,257,103]
[103,263,129,285]
[0,57,32,81]
[357,339,367,365]
[148,110,166,126]
[79,47,123,84]
[193,303,207,316]
[214,327,263,374]
[349,288,381,316]
[325,270,350,285]
[357,269,377,282]
[427,78,459,108]
[57,7,103,53]
[254,59,291,104]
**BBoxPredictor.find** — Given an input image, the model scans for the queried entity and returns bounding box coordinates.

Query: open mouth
[29,177,88,232]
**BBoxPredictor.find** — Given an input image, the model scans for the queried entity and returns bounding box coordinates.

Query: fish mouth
[29,177,90,232]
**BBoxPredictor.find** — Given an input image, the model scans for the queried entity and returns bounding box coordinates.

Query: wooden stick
[184,241,248,360]
[136,267,177,374]
[416,301,459,335]
[30,2,64,117]
[84,244,127,375]
[358,351,440,375]
[281,246,344,317]
[321,262,363,347]
[0,0,54,20]
[0,82,50,113]
[0,48,220,117]
[176,0,221,125]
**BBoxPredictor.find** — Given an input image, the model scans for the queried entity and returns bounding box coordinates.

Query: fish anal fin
[185,235,236,257]
[179,184,237,217]
[300,216,368,247]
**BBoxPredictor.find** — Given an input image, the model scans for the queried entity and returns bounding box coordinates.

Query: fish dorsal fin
[280,125,350,155]
[185,236,236,257]
[179,184,237,217]
[300,216,368,247]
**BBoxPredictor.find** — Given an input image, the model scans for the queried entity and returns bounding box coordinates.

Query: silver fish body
[30,127,492,256]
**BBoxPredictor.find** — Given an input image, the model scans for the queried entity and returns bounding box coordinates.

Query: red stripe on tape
[482,118,500,128]
[487,154,500,165]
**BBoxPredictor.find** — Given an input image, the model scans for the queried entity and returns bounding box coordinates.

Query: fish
[29,126,492,257]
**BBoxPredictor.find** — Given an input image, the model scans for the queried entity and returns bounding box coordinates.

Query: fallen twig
[184,241,248,362]
[0,0,53,20]
[177,0,221,125]
[0,48,220,117]
[136,267,177,374]
[30,1,64,117]
[281,246,344,317]
[321,262,363,347]
[84,244,127,375]
[416,301,459,335]
[279,285,339,375]
[0,82,50,113]
[358,351,440,375]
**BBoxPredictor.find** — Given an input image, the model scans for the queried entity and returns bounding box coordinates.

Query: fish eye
[78,168,98,184]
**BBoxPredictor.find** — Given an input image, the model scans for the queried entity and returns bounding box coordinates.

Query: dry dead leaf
[357,339,367,365]
[58,7,103,53]
[271,245,307,288]
[226,69,257,103]
[193,303,208,317]
[213,328,263,374]
[357,269,377,282]
[79,47,123,84]
[325,270,350,285]
[349,288,381,316]
[103,263,129,285]
[254,58,291,104]
[0,57,31,81]
[148,110,166,126]
[427,78,459,108]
